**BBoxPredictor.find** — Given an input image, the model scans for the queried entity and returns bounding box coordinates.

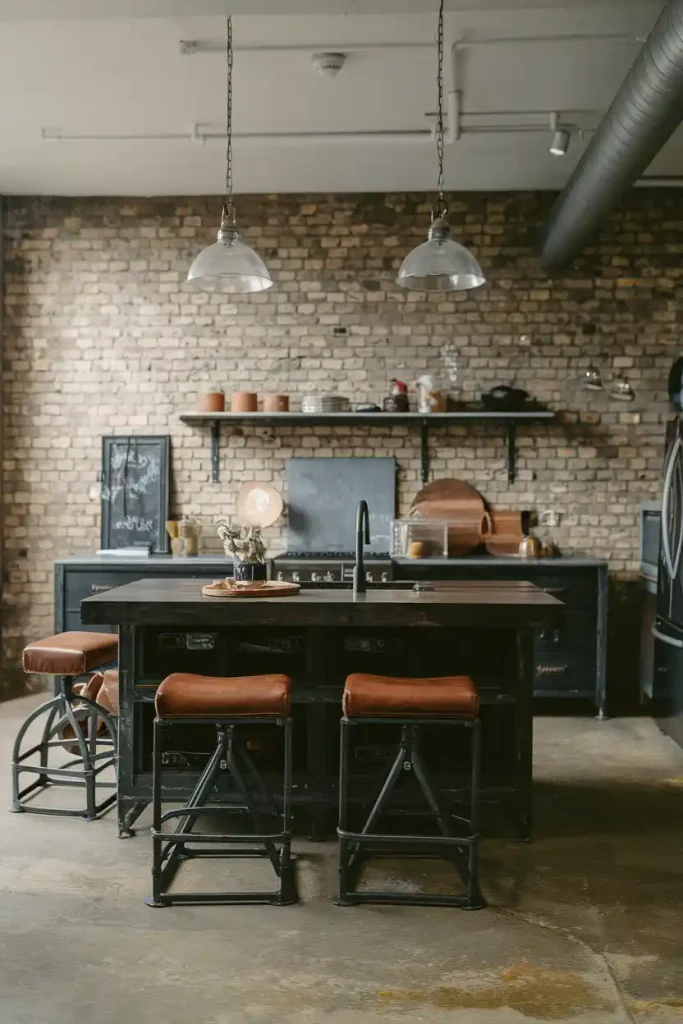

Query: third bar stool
[146,671,297,908]
[336,672,485,909]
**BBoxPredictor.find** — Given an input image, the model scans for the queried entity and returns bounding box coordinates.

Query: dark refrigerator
[654,417,683,747]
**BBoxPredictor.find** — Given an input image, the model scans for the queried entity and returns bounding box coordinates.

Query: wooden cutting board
[408,478,491,556]
[202,579,300,599]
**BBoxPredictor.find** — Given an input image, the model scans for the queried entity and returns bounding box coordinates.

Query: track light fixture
[549,112,571,156]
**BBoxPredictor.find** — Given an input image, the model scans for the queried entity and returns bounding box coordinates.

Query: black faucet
[353,500,371,596]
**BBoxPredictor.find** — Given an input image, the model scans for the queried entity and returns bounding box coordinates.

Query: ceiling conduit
[539,0,683,271]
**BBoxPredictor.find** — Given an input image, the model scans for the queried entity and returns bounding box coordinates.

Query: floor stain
[377,961,613,1020]
[656,777,683,788]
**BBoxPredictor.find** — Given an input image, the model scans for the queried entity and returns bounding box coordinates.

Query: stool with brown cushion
[12,632,119,820]
[336,672,485,909]
[146,672,296,908]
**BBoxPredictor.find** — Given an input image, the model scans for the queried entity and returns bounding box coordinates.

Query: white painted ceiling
[0,1,679,195]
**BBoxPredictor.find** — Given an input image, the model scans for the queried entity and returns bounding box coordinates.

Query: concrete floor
[1,696,683,1023]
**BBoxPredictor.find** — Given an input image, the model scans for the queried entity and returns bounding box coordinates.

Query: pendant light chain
[223,15,235,226]
[434,0,448,220]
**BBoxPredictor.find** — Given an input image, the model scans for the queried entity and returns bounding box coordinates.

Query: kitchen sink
[296,580,416,591]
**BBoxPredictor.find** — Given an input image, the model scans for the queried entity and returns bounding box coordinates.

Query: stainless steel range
[272,552,393,585]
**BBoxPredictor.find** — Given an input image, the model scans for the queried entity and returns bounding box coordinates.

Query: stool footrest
[153,829,289,845]
[146,890,296,908]
[337,828,478,847]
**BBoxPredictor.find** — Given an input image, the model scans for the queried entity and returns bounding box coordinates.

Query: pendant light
[187,16,273,293]
[396,0,485,292]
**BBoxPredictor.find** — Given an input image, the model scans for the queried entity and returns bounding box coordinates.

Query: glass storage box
[392,517,449,559]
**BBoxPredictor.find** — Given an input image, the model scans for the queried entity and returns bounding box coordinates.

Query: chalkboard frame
[100,435,171,553]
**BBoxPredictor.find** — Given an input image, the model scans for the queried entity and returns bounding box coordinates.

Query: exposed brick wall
[1,190,679,697]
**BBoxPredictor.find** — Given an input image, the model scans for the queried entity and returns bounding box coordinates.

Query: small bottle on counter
[383,379,409,412]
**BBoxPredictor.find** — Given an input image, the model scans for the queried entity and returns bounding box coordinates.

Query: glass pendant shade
[187,224,273,293]
[396,217,485,292]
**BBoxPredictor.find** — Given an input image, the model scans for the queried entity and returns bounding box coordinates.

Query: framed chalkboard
[100,436,171,553]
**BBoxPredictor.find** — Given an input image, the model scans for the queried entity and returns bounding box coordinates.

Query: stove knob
[381,572,389,583]
[324,572,334,583]
[311,572,321,582]
[366,571,374,583]
[292,572,301,583]
[276,571,285,582]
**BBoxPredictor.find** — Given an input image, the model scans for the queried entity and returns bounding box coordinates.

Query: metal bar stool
[146,671,297,908]
[12,632,119,819]
[336,672,485,909]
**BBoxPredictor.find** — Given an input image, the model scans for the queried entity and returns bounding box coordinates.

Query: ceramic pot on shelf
[197,390,225,413]
[263,394,289,412]
[231,392,258,413]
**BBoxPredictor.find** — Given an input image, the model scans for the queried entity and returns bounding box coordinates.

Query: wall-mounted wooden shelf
[179,410,556,485]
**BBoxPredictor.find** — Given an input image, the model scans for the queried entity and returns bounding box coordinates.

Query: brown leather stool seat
[22,631,118,676]
[343,673,478,719]
[156,672,291,719]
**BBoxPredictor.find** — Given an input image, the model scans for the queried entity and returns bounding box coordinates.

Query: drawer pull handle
[537,664,568,675]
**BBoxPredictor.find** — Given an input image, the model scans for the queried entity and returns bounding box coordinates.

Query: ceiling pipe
[539,0,683,271]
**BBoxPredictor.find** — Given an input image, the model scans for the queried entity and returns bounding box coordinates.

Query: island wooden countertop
[81,578,563,629]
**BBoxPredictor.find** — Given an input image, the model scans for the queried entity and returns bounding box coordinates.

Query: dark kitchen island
[81,578,563,841]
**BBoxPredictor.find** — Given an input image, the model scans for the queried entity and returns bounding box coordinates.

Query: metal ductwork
[539,0,683,271]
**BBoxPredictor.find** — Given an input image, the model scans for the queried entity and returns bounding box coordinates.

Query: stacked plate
[301,394,349,414]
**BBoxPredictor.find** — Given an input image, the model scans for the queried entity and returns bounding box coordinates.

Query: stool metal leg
[278,717,296,905]
[147,717,165,907]
[10,678,117,820]
[465,719,485,910]
[335,717,353,905]
[336,716,486,909]
[147,716,297,908]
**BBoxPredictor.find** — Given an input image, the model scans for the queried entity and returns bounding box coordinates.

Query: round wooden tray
[408,477,490,556]
[202,578,300,599]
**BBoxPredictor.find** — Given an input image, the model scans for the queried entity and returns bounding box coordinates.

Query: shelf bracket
[211,420,221,484]
[420,420,430,485]
[506,423,517,485]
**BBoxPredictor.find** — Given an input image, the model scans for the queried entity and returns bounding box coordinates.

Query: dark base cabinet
[55,556,234,636]
[393,557,608,716]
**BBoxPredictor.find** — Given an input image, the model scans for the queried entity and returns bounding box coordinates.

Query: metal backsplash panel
[286,457,396,555]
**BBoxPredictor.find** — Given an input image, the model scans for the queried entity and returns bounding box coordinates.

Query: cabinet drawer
[63,568,227,611]
[534,653,596,696]
[63,612,115,635]
[535,617,596,654]
[535,584,596,613]
[64,571,142,610]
